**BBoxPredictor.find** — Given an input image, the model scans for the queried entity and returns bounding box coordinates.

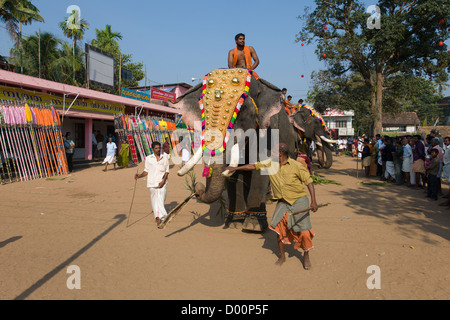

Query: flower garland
[301,104,330,136]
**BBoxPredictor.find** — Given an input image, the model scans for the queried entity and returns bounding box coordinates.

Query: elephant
[170,68,297,232]
[289,106,337,169]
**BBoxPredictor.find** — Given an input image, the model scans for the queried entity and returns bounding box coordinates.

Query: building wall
[61,117,114,159]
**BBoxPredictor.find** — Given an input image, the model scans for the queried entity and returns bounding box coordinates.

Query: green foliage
[297,0,450,135]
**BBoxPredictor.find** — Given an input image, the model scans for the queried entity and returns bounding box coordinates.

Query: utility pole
[38,28,41,78]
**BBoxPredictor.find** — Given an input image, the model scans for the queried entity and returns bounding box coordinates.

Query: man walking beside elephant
[226,143,319,270]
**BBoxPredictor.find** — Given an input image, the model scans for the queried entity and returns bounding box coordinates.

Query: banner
[121,87,150,103]
[150,88,176,102]
[0,85,124,114]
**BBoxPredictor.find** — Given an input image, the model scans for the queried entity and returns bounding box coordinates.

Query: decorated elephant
[289,105,337,169]
[170,68,297,232]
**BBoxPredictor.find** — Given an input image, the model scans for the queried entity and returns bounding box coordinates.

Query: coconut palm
[10,31,59,80]
[59,9,89,81]
[1,0,44,72]
[91,24,122,55]
[51,41,84,85]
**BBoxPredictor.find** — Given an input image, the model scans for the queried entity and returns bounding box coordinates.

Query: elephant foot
[224,213,245,229]
[242,214,268,232]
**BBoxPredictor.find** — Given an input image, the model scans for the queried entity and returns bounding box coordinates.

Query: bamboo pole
[289,203,330,216]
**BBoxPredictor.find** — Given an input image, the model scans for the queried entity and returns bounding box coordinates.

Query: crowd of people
[346,129,450,205]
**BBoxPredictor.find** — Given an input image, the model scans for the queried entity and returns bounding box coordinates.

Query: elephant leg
[224,171,248,229]
[242,172,269,232]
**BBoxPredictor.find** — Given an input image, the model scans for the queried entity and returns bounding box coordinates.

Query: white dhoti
[442,164,450,181]
[402,156,412,172]
[102,155,116,164]
[385,161,396,179]
[150,185,168,220]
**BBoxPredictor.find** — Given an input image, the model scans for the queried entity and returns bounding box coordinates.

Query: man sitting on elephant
[228,33,260,71]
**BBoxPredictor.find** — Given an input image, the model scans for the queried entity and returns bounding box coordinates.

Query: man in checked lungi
[226,143,319,270]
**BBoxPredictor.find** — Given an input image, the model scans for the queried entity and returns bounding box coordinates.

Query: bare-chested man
[228,33,259,70]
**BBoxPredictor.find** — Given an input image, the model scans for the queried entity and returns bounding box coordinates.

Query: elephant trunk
[194,162,227,204]
[317,141,333,169]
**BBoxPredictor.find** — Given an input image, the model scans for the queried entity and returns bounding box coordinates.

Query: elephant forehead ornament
[199,68,252,177]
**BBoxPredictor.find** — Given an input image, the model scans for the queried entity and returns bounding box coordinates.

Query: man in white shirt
[102,136,117,172]
[135,141,170,228]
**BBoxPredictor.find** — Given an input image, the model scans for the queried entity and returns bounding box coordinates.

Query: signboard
[121,87,150,103]
[150,88,176,102]
[0,85,124,114]
[86,44,115,89]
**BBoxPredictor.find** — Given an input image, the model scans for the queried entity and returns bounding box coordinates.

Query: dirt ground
[1,155,450,300]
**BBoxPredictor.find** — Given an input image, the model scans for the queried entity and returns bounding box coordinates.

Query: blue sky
[1,0,449,100]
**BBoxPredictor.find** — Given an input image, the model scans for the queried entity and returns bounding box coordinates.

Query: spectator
[393,138,404,185]
[361,138,371,177]
[401,137,413,187]
[383,137,396,183]
[412,135,427,188]
[64,132,75,173]
[426,149,440,200]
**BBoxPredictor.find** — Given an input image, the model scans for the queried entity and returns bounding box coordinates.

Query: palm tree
[59,9,89,81]
[1,0,44,72]
[51,41,84,85]
[10,31,59,80]
[91,24,122,55]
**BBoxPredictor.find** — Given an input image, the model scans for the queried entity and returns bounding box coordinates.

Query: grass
[311,175,342,185]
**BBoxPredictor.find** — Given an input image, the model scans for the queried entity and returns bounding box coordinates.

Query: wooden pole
[158,193,196,229]
[38,28,41,78]
[289,203,329,216]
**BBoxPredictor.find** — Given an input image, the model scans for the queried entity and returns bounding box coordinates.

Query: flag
[434,117,439,127]
[422,117,427,127]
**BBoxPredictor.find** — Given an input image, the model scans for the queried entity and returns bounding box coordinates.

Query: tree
[90,25,144,93]
[10,31,59,80]
[0,0,44,72]
[297,0,450,135]
[59,9,89,81]
[51,41,85,85]
[91,24,122,56]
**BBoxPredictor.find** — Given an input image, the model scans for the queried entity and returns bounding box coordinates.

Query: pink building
[0,70,185,160]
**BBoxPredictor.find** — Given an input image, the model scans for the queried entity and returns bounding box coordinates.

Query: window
[74,123,85,148]
[335,120,347,128]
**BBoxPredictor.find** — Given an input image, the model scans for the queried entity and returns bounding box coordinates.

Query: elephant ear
[292,113,306,132]
[169,83,203,128]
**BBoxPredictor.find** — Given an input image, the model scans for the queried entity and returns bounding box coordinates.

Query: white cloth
[181,148,190,162]
[385,161,396,179]
[102,155,116,164]
[402,156,412,172]
[106,142,117,157]
[144,153,170,188]
[442,147,450,181]
[410,156,416,185]
[150,185,168,219]
[97,142,103,150]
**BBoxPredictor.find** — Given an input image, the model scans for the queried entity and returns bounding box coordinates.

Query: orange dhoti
[269,196,314,252]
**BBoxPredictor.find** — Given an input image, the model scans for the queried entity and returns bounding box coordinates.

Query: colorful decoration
[0,103,68,184]
[199,69,252,156]
[300,104,330,136]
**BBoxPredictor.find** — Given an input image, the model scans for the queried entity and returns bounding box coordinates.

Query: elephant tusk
[320,135,338,144]
[316,141,323,147]
[222,144,240,177]
[178,148,203,176]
